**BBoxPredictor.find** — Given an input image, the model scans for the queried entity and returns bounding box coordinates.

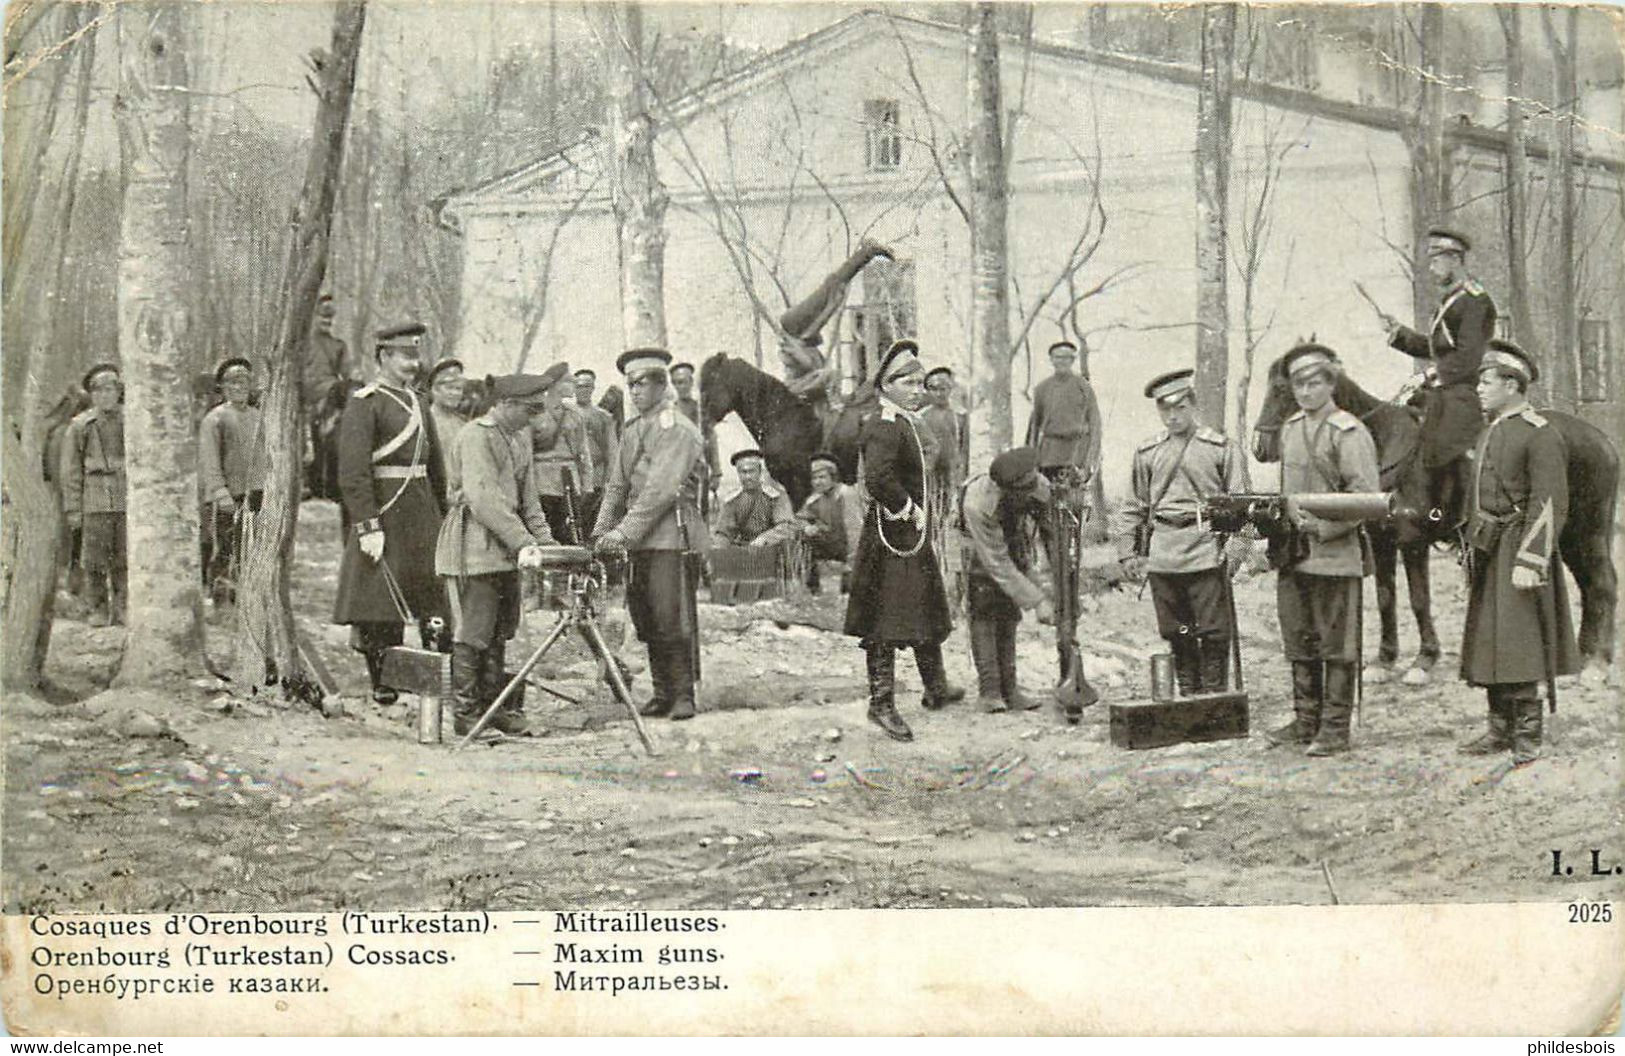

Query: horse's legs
[1371,530,1400,666]
[1402,541,1441,666]
[1562,528,1617,666]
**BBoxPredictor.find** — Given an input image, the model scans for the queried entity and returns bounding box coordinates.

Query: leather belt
[373,465,427,480]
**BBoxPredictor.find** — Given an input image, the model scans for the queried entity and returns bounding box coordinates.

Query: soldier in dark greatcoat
[1114,369,1251,695]
[1267,345,1380,757]
[1382,227,1497,521]
[844,339,962,742]
[958,446,1052,713]
[593,348,711,721]
[332,323,449,705]
[435,373,556,736]
[1458,341,1579,765]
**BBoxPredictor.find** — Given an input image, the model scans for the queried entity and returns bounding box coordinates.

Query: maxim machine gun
[1199,491,1395,569]
[1046,466,1099,722]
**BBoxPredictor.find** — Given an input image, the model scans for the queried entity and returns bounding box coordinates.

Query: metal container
[417,693,442,745]
[1150,652,1176,703]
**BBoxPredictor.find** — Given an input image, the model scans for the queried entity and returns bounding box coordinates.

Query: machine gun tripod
[1046,465,1099,722]
[456,546,657,755]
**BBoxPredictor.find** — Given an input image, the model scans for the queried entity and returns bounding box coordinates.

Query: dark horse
[1253,352,1619,681]
[698,353,826,510]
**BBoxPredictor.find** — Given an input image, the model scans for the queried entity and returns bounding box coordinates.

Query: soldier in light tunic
[1458,341,1579,765]
[422,358,469,486]
[1025,341,1102,487]
[593,348,710,721]
[574,368,619,535]
[1267,345,1380,757]
[714,449,796,549]
[198,357,265,606]
[529,362,593,543]
[1114,369,1250,695]
[60,364,127,627]
[331,323,449,706]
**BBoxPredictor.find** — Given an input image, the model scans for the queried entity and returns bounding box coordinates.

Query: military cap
[1282,342,1339,381]
[616,347,673,380]
[669,361,696,377]
[535,361,573,392]
[731,447,766,468]
[374,322,427,357]
[488,373,550,402]
[215,357,253,385]
[82,363,120,391]
[1481,339,1539,384]
[1047,341,1078,358]
[809,451,840,472]
[1427,227,1470,256]
[924,366,954,384]
[422,358,464,388]
[878,339,922,383]
[990,446,1041,487]
[1144,368,1195,406]
[573,367,596,381]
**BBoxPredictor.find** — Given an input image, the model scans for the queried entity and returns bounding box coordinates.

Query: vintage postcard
[2,0,1622,1036]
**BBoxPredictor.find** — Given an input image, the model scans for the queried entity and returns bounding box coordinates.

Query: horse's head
[826,377,879,484]
[698,352,733,427]
[1251,353,1297,463]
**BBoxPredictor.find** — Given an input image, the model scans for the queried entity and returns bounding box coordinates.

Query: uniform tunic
[843,401,953,645]
[716,485,795,547]
[428,405,469,487]
[592,398,710,644]
[1460,404,1580,685]
[798,483,863,564]
[1389,280,1497,467]
[532,402,594,542]
[199,402,265,504]
[1113,425,1250,641]
[1025,371,1102,475]
[578,403,619,492]
[1275,403,1380,661]
[60,407,126,574]
[959,472,1048,622]
[331,381,448,626]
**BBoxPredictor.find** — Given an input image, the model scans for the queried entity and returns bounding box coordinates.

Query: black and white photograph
[2,0,1622,1036]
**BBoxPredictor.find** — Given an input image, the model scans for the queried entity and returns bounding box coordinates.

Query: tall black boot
[1307,661,1355,756]
[1267,660,1321,745]
[667,640,697,721]
[865,643,912,741]
[916,642,962,710]
[638,641,673,717]
[1171,633,1201,697]
[1198,636,1233,694]
[996,619,1039,710]
[969,618,1005,712]
[1510,683,1543,766]
[450,643,485,735]
[1460,686,1514,755]
[85,571,111,627]
[110,567,127,626]
[364,649,398,706]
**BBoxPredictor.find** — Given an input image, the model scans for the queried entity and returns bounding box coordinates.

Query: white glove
[517,545,544,570]
[359,531,385,562]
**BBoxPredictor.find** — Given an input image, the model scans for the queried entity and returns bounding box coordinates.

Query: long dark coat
[1460,405,1580,685]
[844,402,952,645]
[1389,280,1496,467]
[332,381,449,626]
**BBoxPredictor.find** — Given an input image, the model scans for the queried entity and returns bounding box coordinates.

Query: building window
[864,99,902,171]
[1579,312,1613,403]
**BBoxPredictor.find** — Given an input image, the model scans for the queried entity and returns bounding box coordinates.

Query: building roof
[441,7,1622,224]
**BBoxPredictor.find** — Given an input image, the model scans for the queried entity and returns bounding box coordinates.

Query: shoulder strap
[371,387,422,464]
[1146,433,1196,518]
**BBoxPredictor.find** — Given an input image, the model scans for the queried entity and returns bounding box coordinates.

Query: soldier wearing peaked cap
[61,363,127,626]
[435,373,557,736]
[198,357,265,606]
[843,339,963,742]
[421,358,469,486]
[592,348,711,722]
[1266,344,1380,757]
[1384,226,1498,522]
[715,449,796,548]
[1459,341,1579,766]
[332,322,450,706]
[529,361,594,544]
[1112,369,1251,697]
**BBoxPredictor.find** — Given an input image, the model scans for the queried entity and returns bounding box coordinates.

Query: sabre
[1533,557,1560,744]
[1353,281,1392,327]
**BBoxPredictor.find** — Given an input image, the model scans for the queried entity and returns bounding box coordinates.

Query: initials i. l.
[1550,849,1622,876]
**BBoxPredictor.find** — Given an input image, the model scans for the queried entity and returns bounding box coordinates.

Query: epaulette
[70,408,99,426]
[1195,426,1227,445]
[1516,407,1548,428]
[1463,279,1486,297]
[657,407,676,429]
[879,402,900,422]
[1327,409,1362,432]
[1284,409,1306,425]
[1135,431,1166,453]
[354,382,379,399]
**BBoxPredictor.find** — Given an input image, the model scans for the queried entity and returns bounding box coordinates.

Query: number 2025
[1568,902,1613,923]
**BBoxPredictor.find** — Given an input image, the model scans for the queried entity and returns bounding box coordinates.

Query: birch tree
[232,1,368,694]
[1496,5,1537,364]
[966,2,1012,465]
[113,3,209,685]
[1192,4,1235,425]
[1541,5,1579,408]
[1404,5,1448,342]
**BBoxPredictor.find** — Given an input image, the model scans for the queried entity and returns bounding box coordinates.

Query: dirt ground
[5,498,1623,913]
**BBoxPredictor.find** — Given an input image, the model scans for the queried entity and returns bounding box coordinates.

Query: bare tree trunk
[1193,4,1234,425]
[1497,6,1537,362]
[113,3,208,685]
[591,2,668,348]
[1,5,97,691]
[1543,5,1579,409]
[966,2,1011,469]
[233,1,368,692]
[1406,5,1447,344]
